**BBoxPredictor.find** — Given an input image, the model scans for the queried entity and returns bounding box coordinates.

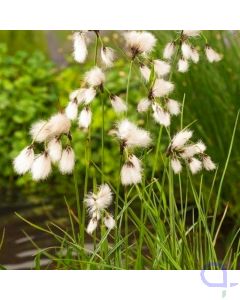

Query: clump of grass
[12,30,240,270]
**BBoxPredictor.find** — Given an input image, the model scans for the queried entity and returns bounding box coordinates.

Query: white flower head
[181,141,206,159]
[170,129,193,151]
[183,30,201,37]
[190,47,199,63]
[163,42,175,60]
[30,120,50,143]
[121,155,142,186]
[116,119,151,149]
[171,158,182,174]
[110,95,127,114]
[65,100,78,120]
[202,155,216,171]
[48,138,62,163]
[78,107,92,129]
[77,87,96,105]
[152,78,174,98]
[152,103,170,127]
[86,218,98,235]
[69,89,80,102]
[124,31,156,57]
[153,59,171,77]
[101,46,115,67]
[73,31,88,63]
[140,64,151,82]
[104,215,115,230]
[166,99,181,116]
[188,157,202,174]
[181,42,192,60]
[178,58,189,73]
[13,145,34,175]
[95,184,113,210]
[137,98,151,113]
[85,184,113,218]
[59,146,75,174]
[31,151,52,181]
[205,46,222,63]
[48,113,71,137]
[85,67,105,87]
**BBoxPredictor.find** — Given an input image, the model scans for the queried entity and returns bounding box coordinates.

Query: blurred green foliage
[0,31,240,217]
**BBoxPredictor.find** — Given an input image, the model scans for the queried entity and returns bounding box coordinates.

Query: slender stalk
[101,91,105,183]
[73,169,81,241]
[124,186,129,269]
[81,33,100,248]
[114,149,123,266]
[151,126,163,179]
[125,60,133,114]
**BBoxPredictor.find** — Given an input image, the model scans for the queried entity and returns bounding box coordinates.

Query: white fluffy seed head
[166,99,181,116]
[65,100,78,120]
[116,119,151,149]
[13,145,34,175]
[61,148,74,172]
[163,42,175,60]
[171,158,182,174]
[152,78,174,98]
[48,113,71,137]
[153,59,171,77]
[30,120,50,143]
[73,32,88,63]
[69,89,80,102]
[137,98,151,113]
[180,141,206,159]
[124,31,156,57]
[171,130,193,150]
[31,151,52,181]
[189,157,202,174]
[101,46,115,67]
[104,215,115,230]
[96,184,113,210]
[140,64,151,82]
[84,184,112,218]
[48,138,62,163]
[78,107,92,129]
[121,155,142,186]
[178,58,189,73]
[183,30,201,37]
[111,96,127,113]
[77,87,96,105]
[59,146,75,174]
[205,46,222,63]
[190,48,199,63]
[152,103,170,127]
[202,156,216,171]
[181,42,192,60]
[86,218,98,235]
[85,67,105,87]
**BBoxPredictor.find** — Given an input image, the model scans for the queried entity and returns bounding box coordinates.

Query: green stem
[73,168,81,242]
[125,60,133,115]
[124,186,129,269]
[101,92,105,183]
[151,126,163,180]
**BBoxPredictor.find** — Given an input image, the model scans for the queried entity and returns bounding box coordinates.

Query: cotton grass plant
[13,30,240,270]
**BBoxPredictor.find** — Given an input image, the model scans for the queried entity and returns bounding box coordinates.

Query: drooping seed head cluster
[167,129,216,174]
[114,119,151,186]
[85,184,115,234]
[13,112,75,181]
